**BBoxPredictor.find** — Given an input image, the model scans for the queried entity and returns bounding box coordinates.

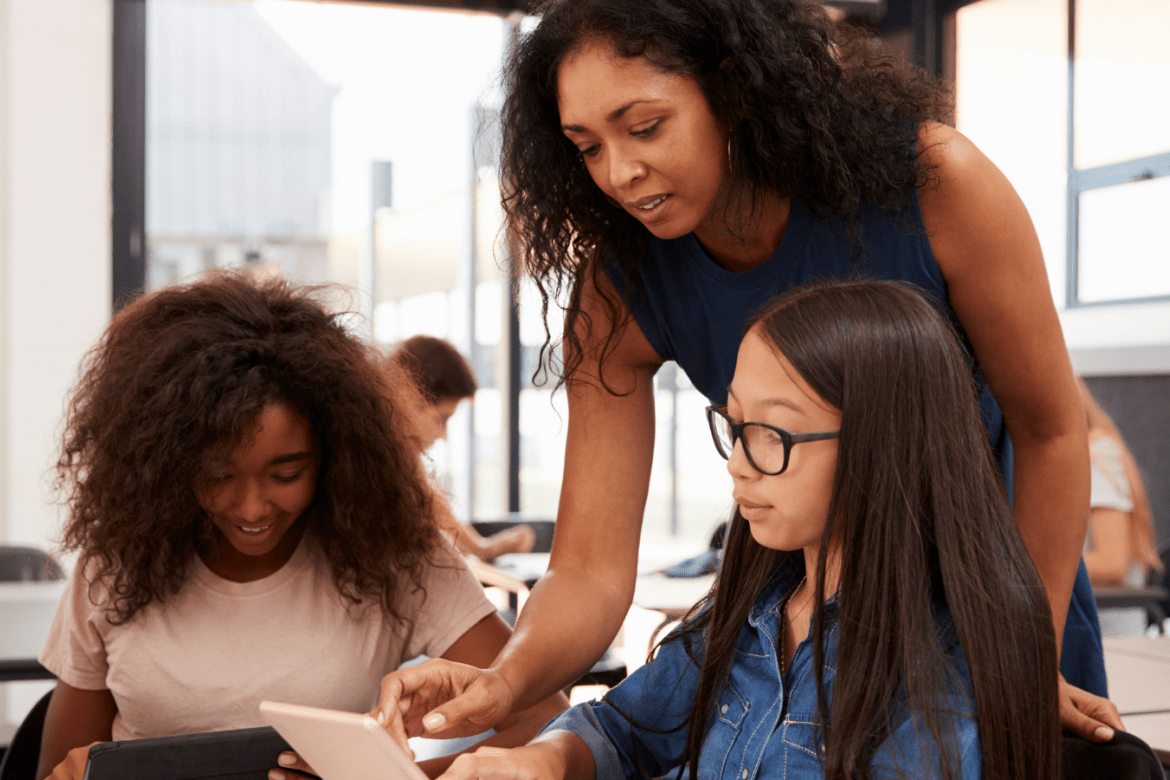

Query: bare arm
[434,491,536,562]
[36,682,116,780]
[1083,508,1132,585]
[489,272,662,712]
[918,120,1087,647]
[917,121,1120,739]
[372,272,662,740]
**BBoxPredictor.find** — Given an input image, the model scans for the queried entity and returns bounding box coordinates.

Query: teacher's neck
[693,189,791,273]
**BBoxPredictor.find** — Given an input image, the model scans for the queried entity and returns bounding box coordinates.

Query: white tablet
[259,700,430,780]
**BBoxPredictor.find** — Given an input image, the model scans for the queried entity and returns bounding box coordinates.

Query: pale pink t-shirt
[39,535,496,741]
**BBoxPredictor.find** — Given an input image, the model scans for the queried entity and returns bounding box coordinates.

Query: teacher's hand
[375,658,517,751]
[1059,674,1124,742]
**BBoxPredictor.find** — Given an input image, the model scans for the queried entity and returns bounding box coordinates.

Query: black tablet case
[82,726,297,780]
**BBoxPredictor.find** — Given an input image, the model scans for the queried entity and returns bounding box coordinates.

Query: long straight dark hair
[671,279,1059,780]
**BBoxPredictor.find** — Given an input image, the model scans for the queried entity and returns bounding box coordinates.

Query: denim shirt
[543,568,981,780]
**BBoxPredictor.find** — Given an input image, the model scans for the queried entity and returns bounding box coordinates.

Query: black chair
[1062,729,1166,780]
[1156,541,1170,632]
[0,547,63,583]
[470,518,555,555]
[0,688,52,780]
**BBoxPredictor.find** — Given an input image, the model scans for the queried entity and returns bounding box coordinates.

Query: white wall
[1,0,112,549]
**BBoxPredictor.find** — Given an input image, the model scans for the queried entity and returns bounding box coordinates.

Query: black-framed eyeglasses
[705,406,839,476]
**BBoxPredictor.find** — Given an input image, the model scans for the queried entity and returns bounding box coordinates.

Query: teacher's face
[557,40,728,240]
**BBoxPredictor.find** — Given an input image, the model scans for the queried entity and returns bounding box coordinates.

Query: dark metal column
[111,0,146,311]
[505,268,521,514]
[912,0,943,79]
[503,13,523,514]
[1064,0,1079,307]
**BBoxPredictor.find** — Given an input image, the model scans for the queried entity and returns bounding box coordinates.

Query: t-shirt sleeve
[38,562,112,690]
[1089,436,1134,512]
[400,544,497,662]
[602,252,674,364]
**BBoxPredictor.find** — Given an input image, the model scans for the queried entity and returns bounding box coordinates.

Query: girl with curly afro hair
[36,272,565,780]
[378,0,1120,755]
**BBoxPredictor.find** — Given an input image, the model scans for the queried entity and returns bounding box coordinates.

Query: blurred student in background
[390,336,536,562]
[1079,379,1163,636]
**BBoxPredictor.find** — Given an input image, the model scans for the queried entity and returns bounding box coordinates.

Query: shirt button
[720,704,729,715]
[742,770,749,779]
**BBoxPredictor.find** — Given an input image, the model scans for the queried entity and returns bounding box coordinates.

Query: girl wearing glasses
[379,0,1117,750]
[436,279,1060,780]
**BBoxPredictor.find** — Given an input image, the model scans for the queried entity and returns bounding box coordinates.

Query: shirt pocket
[715,682,749,728]
[700,681,750,779]
[781,712,825,763]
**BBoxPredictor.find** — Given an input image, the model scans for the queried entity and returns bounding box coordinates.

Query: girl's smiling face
[725,329,841,555]
[556,40,729,242]
[196,400,318,580]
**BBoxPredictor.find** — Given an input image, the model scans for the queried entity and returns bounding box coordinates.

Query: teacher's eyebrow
[269,452,313,466]
[561,99,662,133]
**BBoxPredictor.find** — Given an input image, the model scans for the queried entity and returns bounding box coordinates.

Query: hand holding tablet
[260,701,430,780]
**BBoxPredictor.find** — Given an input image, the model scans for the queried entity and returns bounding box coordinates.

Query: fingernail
[270,771,286,780]
[423,712,446,731]
[1094,726,1114,741]
[377,710,386,725]
[278,753,297,766]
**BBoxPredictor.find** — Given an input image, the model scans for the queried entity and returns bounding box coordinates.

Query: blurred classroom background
[0,0,1167,761]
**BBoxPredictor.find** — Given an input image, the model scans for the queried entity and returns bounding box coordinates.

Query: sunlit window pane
[1077,176,1170,303]
[955,0,1067,177]
[1073,0,1170,170]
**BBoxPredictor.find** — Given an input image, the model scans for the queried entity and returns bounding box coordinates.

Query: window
[1068,0,1170,306]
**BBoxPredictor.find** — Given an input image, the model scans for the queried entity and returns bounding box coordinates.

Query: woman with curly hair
[378,0,1121,750]
[35,272,565,780]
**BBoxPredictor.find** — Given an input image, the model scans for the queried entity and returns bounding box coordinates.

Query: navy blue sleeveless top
[605,192,1107,695]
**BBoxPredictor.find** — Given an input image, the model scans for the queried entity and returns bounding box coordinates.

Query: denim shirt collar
[747,561,840,630]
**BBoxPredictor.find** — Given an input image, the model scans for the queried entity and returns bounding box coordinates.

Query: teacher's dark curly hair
[500,0,952,388]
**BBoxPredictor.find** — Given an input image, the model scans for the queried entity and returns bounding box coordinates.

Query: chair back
[1062,729,1166,780]
[0,548,63,582]
[470,518,554,553]
[0,688,53,780]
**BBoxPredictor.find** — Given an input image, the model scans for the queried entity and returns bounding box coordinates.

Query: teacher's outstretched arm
[376,271,663,746]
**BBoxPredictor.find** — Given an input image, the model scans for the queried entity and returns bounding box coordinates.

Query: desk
[1121,712,1170,766]
[1105,635,1170,664]
[1103,636,1170,765]
[631,573,714,616]
[0,580,64,742]
[0,580,66,661]
[490,552,549,585]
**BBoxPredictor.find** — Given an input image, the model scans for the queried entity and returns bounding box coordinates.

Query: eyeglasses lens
[743,425,785,474]
[710,412,734,459]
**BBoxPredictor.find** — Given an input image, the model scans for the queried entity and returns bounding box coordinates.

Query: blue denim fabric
[544,568,981,780]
